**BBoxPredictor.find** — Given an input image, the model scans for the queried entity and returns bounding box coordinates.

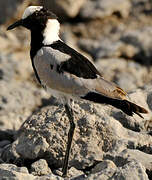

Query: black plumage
[49,40,102,79]
[82,92,148,118]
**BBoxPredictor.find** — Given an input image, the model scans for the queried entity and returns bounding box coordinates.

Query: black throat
[30,30,44,60]
[30,30,44,85]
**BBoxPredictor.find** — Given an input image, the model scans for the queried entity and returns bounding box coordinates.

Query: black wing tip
[122,100,148,118]
[81,92,148,118]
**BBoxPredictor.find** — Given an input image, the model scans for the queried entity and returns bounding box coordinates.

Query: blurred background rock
[0,0,152,179]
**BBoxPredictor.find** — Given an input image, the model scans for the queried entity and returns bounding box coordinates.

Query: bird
[7,6,148,177]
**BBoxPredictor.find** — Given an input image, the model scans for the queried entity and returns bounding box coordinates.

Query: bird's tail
[81,92,148,118]
[114,99,148,118]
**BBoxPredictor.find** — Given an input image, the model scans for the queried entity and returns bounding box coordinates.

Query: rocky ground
[0,0,152,179]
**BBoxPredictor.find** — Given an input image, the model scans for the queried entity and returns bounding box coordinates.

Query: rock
[113,160,149,180]
[107,118,151,153]
[0,140,11,148]
[35,175,64,180]
[120,27,152,65]
[77,26,152,69]
[1,141,20,163]
[87,160,117,180]
[0,54,17,82]
[15,134,50,160]
[0,80,43,130]
[0,163,63,180]
[3,86,151,173]
[145,85,152,111]
[80,0,131,19]
[91,160,116,174]
[0,157,4,163]
[0,130,15,142]
[131,0,152,17]
[0,0,23,25]
[0,163,35,180]
[114,149,152,173]
[87,160,149,180]
[43,0,86,19]
[53,169,63,177]
[30,159,51,176]
[0,53,46,130]
[0,163,29,173]
[11,101,111,169]
[95,58,149,92]
[78,38,123,60]
[68,167,85,178]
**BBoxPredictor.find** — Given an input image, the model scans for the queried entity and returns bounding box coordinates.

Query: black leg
[62,104,75,177]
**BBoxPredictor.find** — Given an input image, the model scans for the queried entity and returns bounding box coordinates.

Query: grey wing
[34,47,127,100]
[33,47,90,96]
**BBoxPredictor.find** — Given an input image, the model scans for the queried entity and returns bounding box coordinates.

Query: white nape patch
[43,19,60,45]
[22,6,43,19]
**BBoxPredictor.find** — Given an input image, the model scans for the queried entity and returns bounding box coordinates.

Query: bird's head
[7,6,60,44]
[7,6,58,31]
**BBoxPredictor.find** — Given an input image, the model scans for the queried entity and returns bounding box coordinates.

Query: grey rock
[1,141,20,163]
[15,134,50,160]
[0,163,29,174]
[53,169,63,177]
[107,119,151,154]
[0,54,17,82]
[131,0,152,17]
[114,149,152,172]
[78,38,124,60]
[0,129,15,142]
[12,102,111,169]
[115,72,138,91]
[43,0,86,19]
[87,160,149,180]
[121,26,152,65]
[0,0,23,25]
[0,163,35,180]
[0,53,45,130]
[112,160,149,180]
[5,86,151,173]
[0,140,11,148]
[0,157,4,163]
[80,0,131,19]
[0,163,64,180]
[78,26,152,69]
[34,174,64,180]
[146,85,152,111]
[87,161,116,180]
[91,160,116,174]
[0,80,43,130]
[87,169,116,180]
[30,159,51,176]
[95,58,149,92]
[68,167,84,178]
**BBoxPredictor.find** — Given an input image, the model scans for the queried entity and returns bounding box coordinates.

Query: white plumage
[43,19,60,45]
[22,6,43,19]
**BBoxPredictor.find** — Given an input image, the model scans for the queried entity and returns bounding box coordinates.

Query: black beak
[7,19,23,30]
